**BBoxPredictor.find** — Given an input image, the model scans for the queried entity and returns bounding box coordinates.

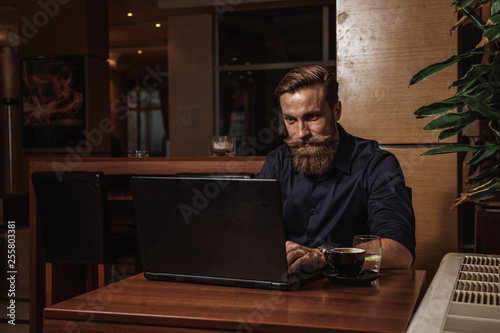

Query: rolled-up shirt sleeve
[365,153,416,260]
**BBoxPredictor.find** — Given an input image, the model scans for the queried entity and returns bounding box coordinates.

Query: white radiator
[407,253,500,333]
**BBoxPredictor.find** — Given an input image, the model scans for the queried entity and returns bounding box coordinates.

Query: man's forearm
[380,238,413,269]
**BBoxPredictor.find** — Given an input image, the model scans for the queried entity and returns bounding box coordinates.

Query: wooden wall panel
[388,148,458,279]
[337,0,461,279]
[337,0,458,144]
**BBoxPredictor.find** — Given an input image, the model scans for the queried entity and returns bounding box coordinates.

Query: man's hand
[286,241,327,274]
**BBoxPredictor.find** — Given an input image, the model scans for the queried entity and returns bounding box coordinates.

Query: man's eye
[307,114,319,121]
[285,117,296,123]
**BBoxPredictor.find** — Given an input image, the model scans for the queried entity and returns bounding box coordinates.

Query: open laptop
[130,176,317,290]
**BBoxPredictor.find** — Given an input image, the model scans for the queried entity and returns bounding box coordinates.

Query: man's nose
[298,121,310,139]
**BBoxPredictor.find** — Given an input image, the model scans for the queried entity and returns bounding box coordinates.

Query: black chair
[31,171,139,303]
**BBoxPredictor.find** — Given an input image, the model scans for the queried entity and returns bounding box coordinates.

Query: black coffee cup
[325,247,366,278]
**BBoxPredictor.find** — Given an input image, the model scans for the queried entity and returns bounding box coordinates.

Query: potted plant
[410,0,500,207]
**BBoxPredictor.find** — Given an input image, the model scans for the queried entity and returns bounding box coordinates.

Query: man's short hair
[274,65,339,110]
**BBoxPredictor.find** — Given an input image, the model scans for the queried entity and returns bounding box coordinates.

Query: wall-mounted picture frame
[21,56,86,148]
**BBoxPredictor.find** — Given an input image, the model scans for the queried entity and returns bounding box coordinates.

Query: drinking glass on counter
[209,136,236,156]
[127,150,149,158]
[353,235,382,274]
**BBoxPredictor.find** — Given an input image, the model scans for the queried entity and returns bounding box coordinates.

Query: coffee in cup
[325,247,366,278]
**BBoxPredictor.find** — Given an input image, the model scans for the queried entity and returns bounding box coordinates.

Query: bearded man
[257,65,416,274]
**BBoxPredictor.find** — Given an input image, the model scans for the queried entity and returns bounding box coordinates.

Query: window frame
[214,4,336,137]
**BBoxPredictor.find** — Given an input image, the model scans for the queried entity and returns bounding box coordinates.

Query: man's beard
[284,132,339,177]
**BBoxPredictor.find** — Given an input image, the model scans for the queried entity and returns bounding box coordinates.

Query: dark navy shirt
[257,125,416,259]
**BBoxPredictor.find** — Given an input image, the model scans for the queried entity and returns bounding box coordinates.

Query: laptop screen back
[131,176,290,289]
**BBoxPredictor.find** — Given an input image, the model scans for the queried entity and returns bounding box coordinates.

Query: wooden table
[29,157,267,333]
[43,270,426,332]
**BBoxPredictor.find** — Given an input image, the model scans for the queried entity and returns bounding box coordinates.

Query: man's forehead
[280,95,329,116]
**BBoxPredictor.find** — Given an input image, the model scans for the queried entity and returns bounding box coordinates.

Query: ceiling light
[127,12,133,17]
[155,23,161,28]
[137,50,143,54]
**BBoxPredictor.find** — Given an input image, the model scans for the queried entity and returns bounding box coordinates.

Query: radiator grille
[455,280,500,294]
[442,254,500,333]
[458,271,500,282]
[462,256,500,266]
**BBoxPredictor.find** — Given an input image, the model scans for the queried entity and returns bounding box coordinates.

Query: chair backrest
[32,171,112,264]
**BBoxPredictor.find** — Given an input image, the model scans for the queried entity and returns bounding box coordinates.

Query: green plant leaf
[487,12,500,25]
[466,144,500,164]
[450,64,492,88]
[439,124,469,140]
[409,51,486,85]
[453,177,500,206]
[423,144,479,155]
[454,0,486,30]
[469,177,500,200]
[469,186,500,201]
[456,78,482,96]
[464,82,500,101]
[424,111,480,130]
[471,176,500,191]
[414,96,463,118]
[476,24,500,48]
[489,121,500,141]
[469,164,499,185]
[454,0,476,8]
[461,95,500,120]
[492,0,500,15]
[484,23,500,40]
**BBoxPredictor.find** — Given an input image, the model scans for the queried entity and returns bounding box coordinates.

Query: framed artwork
[21,56,86,147]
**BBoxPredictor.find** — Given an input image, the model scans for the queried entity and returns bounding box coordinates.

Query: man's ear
[334,101,342,122]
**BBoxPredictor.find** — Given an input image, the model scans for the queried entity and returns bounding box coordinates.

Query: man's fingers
[285,240,300,252]
[288,259,303,274]
[286,247,303,266]
[285,241,327,274]
[286,241,303,266]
